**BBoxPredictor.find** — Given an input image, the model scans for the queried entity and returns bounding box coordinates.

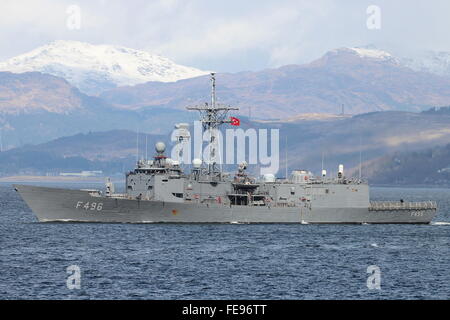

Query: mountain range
[0,40,209,96]
[0,71,104,115]
[2,41,450,157]
[100,47,450,118]
[0,130,164,176]
[3,108,450,183]
[399,50,450,78]
[2,42,450,121]
[360,143,450,186]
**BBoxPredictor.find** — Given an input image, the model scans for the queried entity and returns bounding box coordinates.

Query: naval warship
[14,74,437,224]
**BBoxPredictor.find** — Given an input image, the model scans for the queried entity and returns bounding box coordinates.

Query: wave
[431,221,450,226]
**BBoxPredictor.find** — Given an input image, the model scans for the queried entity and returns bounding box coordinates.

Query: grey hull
[14,185,436,224]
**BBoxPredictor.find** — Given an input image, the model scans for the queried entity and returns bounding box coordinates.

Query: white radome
[155,142,166,153]
[192,158,202,168]
[263,174,276,183]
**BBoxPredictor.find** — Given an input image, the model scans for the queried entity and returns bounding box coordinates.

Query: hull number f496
[75,201,103,211]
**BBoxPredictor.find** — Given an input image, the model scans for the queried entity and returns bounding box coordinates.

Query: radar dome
[192,158,202,168]
[263,173,276,182]
[155,142,166,153]
[240,161,248,169]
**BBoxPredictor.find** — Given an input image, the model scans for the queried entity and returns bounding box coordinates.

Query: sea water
[0,183,449,299]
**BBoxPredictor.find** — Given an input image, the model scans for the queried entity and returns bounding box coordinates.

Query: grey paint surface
[14,183,436,224]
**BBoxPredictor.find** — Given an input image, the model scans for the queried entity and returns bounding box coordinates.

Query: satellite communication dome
[192,158,202,168]
[175,123,189,129]
[155,142,166,153]
[263,173,276,182]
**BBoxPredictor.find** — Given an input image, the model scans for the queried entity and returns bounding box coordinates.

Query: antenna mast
[359,136,362,179]
[285,136,288,179]
[187,73,239,175]
[136,128,139,163]
[321,151,324,172]
[211,72,216,108]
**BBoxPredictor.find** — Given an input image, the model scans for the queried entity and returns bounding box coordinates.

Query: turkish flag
[230,116,240,126]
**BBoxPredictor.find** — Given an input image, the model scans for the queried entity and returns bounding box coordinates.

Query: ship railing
[369,201,437,211]
[276,177,369,185]
[106,193,127,199]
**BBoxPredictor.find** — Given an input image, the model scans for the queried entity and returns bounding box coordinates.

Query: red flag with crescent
[230,116,240,126]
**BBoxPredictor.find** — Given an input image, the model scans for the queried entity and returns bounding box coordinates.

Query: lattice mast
[186,73,239,174]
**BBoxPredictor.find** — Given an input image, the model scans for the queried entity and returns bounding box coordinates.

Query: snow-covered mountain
[346,45,450,78]
[0,40,209,95]
[399,51,450,77]
[100,46,450,117]
[341,47,397,62]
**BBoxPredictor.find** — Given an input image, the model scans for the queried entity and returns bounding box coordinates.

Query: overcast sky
[1,0,449,72]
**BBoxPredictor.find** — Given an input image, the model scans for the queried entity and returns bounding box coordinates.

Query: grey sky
[0,0,449,72]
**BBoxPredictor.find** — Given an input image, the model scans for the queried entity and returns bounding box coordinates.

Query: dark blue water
[0,183,449,299]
